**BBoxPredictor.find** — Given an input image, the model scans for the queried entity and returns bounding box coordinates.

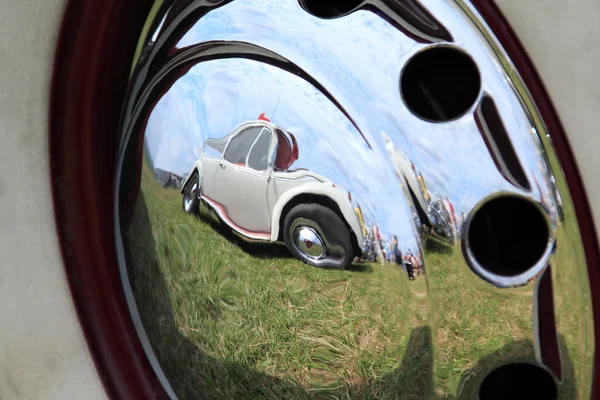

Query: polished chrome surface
[292,224,326,260]
[182,179,199,213]
[115,0,594,398]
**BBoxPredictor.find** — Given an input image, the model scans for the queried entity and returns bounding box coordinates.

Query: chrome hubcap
[115,0,594,397]
[293,226,325,259]
[184,181,197,211]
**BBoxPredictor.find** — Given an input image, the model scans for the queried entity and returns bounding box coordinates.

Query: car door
[200,137,228,199]
[213,125,273,235]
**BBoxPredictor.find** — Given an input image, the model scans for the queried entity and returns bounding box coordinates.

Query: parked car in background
[181,118,365,268]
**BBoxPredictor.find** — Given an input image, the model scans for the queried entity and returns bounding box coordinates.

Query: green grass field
[127,163,433,399]
[124,161,583,399]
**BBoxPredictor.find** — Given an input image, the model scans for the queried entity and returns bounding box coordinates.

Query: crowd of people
[363,224,424,279]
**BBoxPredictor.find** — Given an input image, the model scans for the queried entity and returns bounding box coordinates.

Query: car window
[223,126,262,165]
[247,129,272,171]
[203,138,227,159]
[273,128,298,171]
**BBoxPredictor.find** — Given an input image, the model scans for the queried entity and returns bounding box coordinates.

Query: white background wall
[0,1,106,399]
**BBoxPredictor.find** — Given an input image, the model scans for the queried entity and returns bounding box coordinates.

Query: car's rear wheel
[182,172,200,214]
[283,203,354,269]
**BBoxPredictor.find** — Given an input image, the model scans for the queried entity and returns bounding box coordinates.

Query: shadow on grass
[125,192,432,399]
[423,235,454,255]
[195,202,295,260]
[126,192,308,399]
[366,325,434,399]
[124,193,577,399]
[194,201,373,274]
[345,263,374,274]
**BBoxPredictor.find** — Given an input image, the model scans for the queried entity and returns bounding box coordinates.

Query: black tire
[182,172,200,214]
[283,203,355,269]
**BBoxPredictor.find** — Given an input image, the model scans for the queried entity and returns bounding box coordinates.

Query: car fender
[180,159,203,194]
[270,182,365,248]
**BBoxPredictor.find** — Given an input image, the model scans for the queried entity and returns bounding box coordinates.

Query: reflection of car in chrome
[180,119,364,268]
[382,133,431,225]
[383,133,457,244]
[429,199,454,239]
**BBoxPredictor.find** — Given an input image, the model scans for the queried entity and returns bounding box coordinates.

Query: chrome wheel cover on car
[183,180,199,213]
[114,1,595,398]
[292,225,326,260]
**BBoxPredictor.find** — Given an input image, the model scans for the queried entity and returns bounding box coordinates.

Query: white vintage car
[181,119,365,268]
[382,132,430,219]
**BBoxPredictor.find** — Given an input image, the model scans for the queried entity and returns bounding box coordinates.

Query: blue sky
[145,58,420,249]
[145,0,558,253]
[174,0,555,210]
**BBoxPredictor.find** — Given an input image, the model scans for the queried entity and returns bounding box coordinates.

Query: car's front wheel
[283,203,354,269]
[182,172,200,214]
